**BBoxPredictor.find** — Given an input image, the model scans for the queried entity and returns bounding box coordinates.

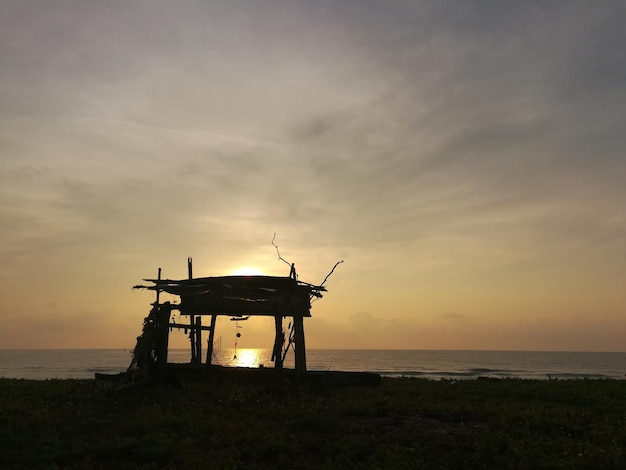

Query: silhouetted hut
[130,259,325,382]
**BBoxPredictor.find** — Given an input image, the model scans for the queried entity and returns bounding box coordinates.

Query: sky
[1,1,625,352]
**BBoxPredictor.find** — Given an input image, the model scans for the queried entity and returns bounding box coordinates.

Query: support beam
[169,322,213,332]
[156,302,171,379]
[206,315,217,366]
[155,267,162,305]
[188,258,196,364]
[189,322,196,363]
[194,316,202,364]
[293,315,306,372]
[272,315,284,369]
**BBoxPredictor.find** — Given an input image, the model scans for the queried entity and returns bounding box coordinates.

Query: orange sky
[1,1,625,351]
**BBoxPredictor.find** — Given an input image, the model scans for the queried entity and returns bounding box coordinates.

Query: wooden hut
[130,259,326,381]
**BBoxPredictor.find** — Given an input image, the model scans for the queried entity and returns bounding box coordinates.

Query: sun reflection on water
[231,349,264,368]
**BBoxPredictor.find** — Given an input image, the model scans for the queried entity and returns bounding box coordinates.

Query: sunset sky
[1,1,625,352]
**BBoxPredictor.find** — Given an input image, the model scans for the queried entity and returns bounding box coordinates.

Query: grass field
[1,376,625,469]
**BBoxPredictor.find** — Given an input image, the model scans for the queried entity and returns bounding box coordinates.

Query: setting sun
[230,266,265,276]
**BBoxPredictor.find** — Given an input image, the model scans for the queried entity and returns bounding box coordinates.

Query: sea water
[1,349,624,380]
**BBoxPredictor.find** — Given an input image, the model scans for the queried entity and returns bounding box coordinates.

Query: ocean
[1,349,625,381]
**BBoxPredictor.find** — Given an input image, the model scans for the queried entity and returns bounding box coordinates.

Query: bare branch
[311,259,344,303]
[271,233,292,267]
[282,322,296,361]
[320,260,344,287]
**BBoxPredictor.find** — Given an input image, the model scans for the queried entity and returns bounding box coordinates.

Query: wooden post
[156,267,162,305]
[188,258,195,363]
[189,317,196,363]
[272,315,284,369]
[195,316,202,364]
[156,302,171,380]
[206,315,217,366]
[293,315,306,372]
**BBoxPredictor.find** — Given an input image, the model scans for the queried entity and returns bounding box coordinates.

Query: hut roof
[133,275,326,316]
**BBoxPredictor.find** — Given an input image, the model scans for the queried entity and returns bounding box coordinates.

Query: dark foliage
[1,377,624,469]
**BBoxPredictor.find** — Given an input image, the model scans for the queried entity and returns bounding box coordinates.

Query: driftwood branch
[282,322,296,361]
[271,233,292,267]
[320,260,343,287]
[311,259,343,303]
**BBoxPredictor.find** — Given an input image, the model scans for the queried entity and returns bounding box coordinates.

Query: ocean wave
[2,349,624,380]
[376,370,622,380]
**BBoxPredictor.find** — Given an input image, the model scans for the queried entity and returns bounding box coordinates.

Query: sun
[230,266,265,276]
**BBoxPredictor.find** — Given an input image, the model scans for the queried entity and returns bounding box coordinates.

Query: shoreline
[3,349,625,382]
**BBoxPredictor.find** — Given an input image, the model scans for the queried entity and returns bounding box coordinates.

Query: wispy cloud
[1,1,625,349]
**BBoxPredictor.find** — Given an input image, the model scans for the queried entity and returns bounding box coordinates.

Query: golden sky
[1,1,625,351]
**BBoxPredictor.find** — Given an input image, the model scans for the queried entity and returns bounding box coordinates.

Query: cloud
[1,1,625,349]
[441,312,467,321]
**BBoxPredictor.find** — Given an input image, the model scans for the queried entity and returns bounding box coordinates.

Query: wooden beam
[169,322,213,332]
[189,321,196,363]
[194,316,202,365]
[188,259,196,364]
[206,315,217,366]
[155,267,162,305]
[178,307,312,317]
[156,302,171,379]
[272,315,284,369]
[294,315,307,373]
[176,297,312,316]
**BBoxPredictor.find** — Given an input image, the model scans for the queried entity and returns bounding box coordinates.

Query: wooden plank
[177,299,312,316]
[169,322,214,331]
[172,307,312,317]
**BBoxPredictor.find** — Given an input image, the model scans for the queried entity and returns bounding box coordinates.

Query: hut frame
[131,258,326,380]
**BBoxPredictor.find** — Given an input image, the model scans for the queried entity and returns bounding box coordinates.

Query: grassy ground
[1,376,625,469]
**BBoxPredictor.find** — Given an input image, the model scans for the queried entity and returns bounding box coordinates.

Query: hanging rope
[230,316,248,360]
[233,322,241,359]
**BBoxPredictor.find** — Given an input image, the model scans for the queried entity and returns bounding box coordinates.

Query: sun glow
[232,349,263,368]
[230,266,265,276]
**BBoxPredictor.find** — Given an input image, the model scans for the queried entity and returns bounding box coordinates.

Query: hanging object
[231,316,249,359]
[233,320,243,360]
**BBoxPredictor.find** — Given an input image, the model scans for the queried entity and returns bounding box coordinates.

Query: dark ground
[1,376,625,469]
